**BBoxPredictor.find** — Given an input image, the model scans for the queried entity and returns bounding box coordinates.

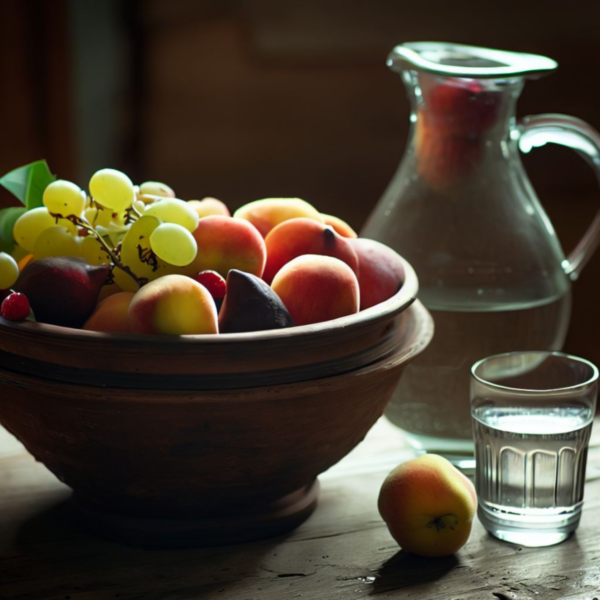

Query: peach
[188,197,231,218]
[128,274,218,335]
[83,292,135,333]
[263,218,359,284]
[416,121,482,189]
[189,216,266,279]
[378,454,477,558]
[422,80,500,134]
[349,238,405,310]
[271,255,359,326]
[234,198,323,237]
[96,282,125,304]
[321,214,357,238]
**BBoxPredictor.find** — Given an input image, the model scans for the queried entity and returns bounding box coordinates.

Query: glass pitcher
[362,42,600,466]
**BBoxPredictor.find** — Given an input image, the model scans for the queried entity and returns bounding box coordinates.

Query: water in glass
[472,403,592,547]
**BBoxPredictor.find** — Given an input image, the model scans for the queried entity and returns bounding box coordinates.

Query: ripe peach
[378,454,477,558]
[189,216,266,279]
[234,198,323,237]
[188,197,231,218]
[263,218,358,284]
[83,292,135,333]
[321,214,357,238]
[128,274,218,335]
[349,238,405,310]
[271,255,359,326]
[96,282,125,304]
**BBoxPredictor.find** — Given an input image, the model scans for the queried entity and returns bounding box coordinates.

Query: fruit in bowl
[0,160,434,548]
[0,162,406,335]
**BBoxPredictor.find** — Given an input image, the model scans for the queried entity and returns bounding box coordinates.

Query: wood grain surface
[1,417,599,600]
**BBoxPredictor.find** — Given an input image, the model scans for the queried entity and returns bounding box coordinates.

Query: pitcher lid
[388,42,557,79]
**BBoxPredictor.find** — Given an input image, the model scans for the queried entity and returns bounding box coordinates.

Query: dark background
[1,0,600,361]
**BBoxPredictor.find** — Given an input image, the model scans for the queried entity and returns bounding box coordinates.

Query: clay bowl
[0,257,433,548]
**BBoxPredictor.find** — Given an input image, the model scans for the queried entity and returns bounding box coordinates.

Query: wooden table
[1,419,600,600]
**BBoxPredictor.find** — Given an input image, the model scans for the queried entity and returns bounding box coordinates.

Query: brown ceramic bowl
[0,257,433,547]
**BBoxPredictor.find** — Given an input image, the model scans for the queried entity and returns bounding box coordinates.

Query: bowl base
[70,480,320,549]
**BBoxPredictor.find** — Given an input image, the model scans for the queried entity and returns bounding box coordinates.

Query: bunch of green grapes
[10,167,205,292]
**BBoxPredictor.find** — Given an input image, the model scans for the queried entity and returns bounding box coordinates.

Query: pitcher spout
[387,42,557,80]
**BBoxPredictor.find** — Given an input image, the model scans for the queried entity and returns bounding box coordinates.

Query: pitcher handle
[517,114,600,281]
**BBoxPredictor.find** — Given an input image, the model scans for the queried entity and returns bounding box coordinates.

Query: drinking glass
[471,351,598,547]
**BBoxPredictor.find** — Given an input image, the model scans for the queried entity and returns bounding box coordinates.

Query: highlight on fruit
[0,160,406,334]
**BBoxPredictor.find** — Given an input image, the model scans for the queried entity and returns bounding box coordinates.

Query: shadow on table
[370,550,458,595]
[8,496,288,600]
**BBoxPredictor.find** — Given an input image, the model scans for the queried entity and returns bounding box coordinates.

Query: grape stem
[56,213,144,287]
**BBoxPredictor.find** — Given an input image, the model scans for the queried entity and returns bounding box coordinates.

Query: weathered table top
[1,418,600,600]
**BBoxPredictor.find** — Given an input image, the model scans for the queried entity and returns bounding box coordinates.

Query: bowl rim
[0,301,434,402]
[0,253,418,345]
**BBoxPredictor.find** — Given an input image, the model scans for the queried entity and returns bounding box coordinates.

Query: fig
[219,270,293,333]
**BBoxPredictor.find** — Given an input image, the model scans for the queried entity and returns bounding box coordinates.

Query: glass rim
[471,350,599,393]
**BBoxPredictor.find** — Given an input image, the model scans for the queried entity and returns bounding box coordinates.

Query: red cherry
[1,292,31,321]
[192,270,227,300]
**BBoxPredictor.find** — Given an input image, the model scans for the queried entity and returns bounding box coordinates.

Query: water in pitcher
[362,43,600,466]
[384,292,571,458]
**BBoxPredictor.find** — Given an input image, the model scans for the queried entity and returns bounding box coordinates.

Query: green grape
[150,223,197,267]
[89,168,134,212]
[43,179,85,217]
[85,206,113,228]
[116,215,164,291]
[113,210,128,227]
[13,207,76,253]
[112,268,138,293]
[0,252,19,289]
[144,198,199,232]
[139,181,175,198]
[82,236,111,266]
[34,226,82,260]
[133,199,146,215]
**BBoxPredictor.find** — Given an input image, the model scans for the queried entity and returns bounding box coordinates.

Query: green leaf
[0,160,56,209]
[0,206,26,253]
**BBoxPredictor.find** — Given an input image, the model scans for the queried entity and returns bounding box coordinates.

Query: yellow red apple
[128,274,218,335]
[378,454,477,558]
